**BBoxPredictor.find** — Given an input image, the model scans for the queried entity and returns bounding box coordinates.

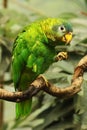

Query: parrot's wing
[12,30,30,89]
[12,47,29,89]
[12,40,45,89]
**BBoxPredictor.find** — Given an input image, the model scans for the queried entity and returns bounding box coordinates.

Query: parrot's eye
[58,25,66,32]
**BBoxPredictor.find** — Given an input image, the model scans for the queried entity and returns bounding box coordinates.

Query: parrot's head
[52,22,73,44]
[41,18,73,46]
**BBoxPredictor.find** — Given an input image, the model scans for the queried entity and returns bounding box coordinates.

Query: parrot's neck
[40,20,59,45]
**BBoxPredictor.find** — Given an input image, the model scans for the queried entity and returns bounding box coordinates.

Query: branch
[1,55,87,102]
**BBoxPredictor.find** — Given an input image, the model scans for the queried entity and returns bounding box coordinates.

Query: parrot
[12,18,73,118]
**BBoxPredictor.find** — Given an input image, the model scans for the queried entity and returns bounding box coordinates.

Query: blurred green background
[0,0,87,130]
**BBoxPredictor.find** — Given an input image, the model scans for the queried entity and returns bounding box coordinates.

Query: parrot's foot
[54,52,68,61]
[38,75,49,87]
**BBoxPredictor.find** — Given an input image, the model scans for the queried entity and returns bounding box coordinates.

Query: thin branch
[0,55,87,102]
[81,11,87,16]
[3,0,8,8]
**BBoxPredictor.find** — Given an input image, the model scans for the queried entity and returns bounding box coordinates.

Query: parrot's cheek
[62,32,73,44]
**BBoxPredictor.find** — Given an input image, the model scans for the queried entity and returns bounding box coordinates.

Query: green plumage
[12,18,73,118]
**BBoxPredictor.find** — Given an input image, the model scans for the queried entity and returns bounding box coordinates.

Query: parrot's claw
[55,52,68,61]
[38,75,49,87]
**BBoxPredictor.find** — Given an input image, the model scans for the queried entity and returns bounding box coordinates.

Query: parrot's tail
[16,98,32,118]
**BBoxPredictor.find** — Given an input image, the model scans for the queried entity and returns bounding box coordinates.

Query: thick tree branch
[0,55,87,102]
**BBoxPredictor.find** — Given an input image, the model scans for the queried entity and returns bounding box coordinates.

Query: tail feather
[16,98,32,118]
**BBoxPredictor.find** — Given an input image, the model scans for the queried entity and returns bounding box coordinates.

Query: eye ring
[58,25,66,32]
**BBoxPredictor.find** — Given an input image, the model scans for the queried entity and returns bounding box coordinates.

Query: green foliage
[1,0,87,130]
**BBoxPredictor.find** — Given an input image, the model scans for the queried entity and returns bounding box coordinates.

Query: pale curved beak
[62,32,73,44]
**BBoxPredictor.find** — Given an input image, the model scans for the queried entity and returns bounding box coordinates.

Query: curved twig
[0,55,87,102]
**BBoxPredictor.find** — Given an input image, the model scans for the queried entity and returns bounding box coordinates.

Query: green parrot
[12,18,73,118]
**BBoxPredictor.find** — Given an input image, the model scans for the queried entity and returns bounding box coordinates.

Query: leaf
[85,0,87,6]
[56,60,74,74]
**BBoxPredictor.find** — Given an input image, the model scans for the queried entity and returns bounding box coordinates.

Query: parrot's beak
[62,32,73,44]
